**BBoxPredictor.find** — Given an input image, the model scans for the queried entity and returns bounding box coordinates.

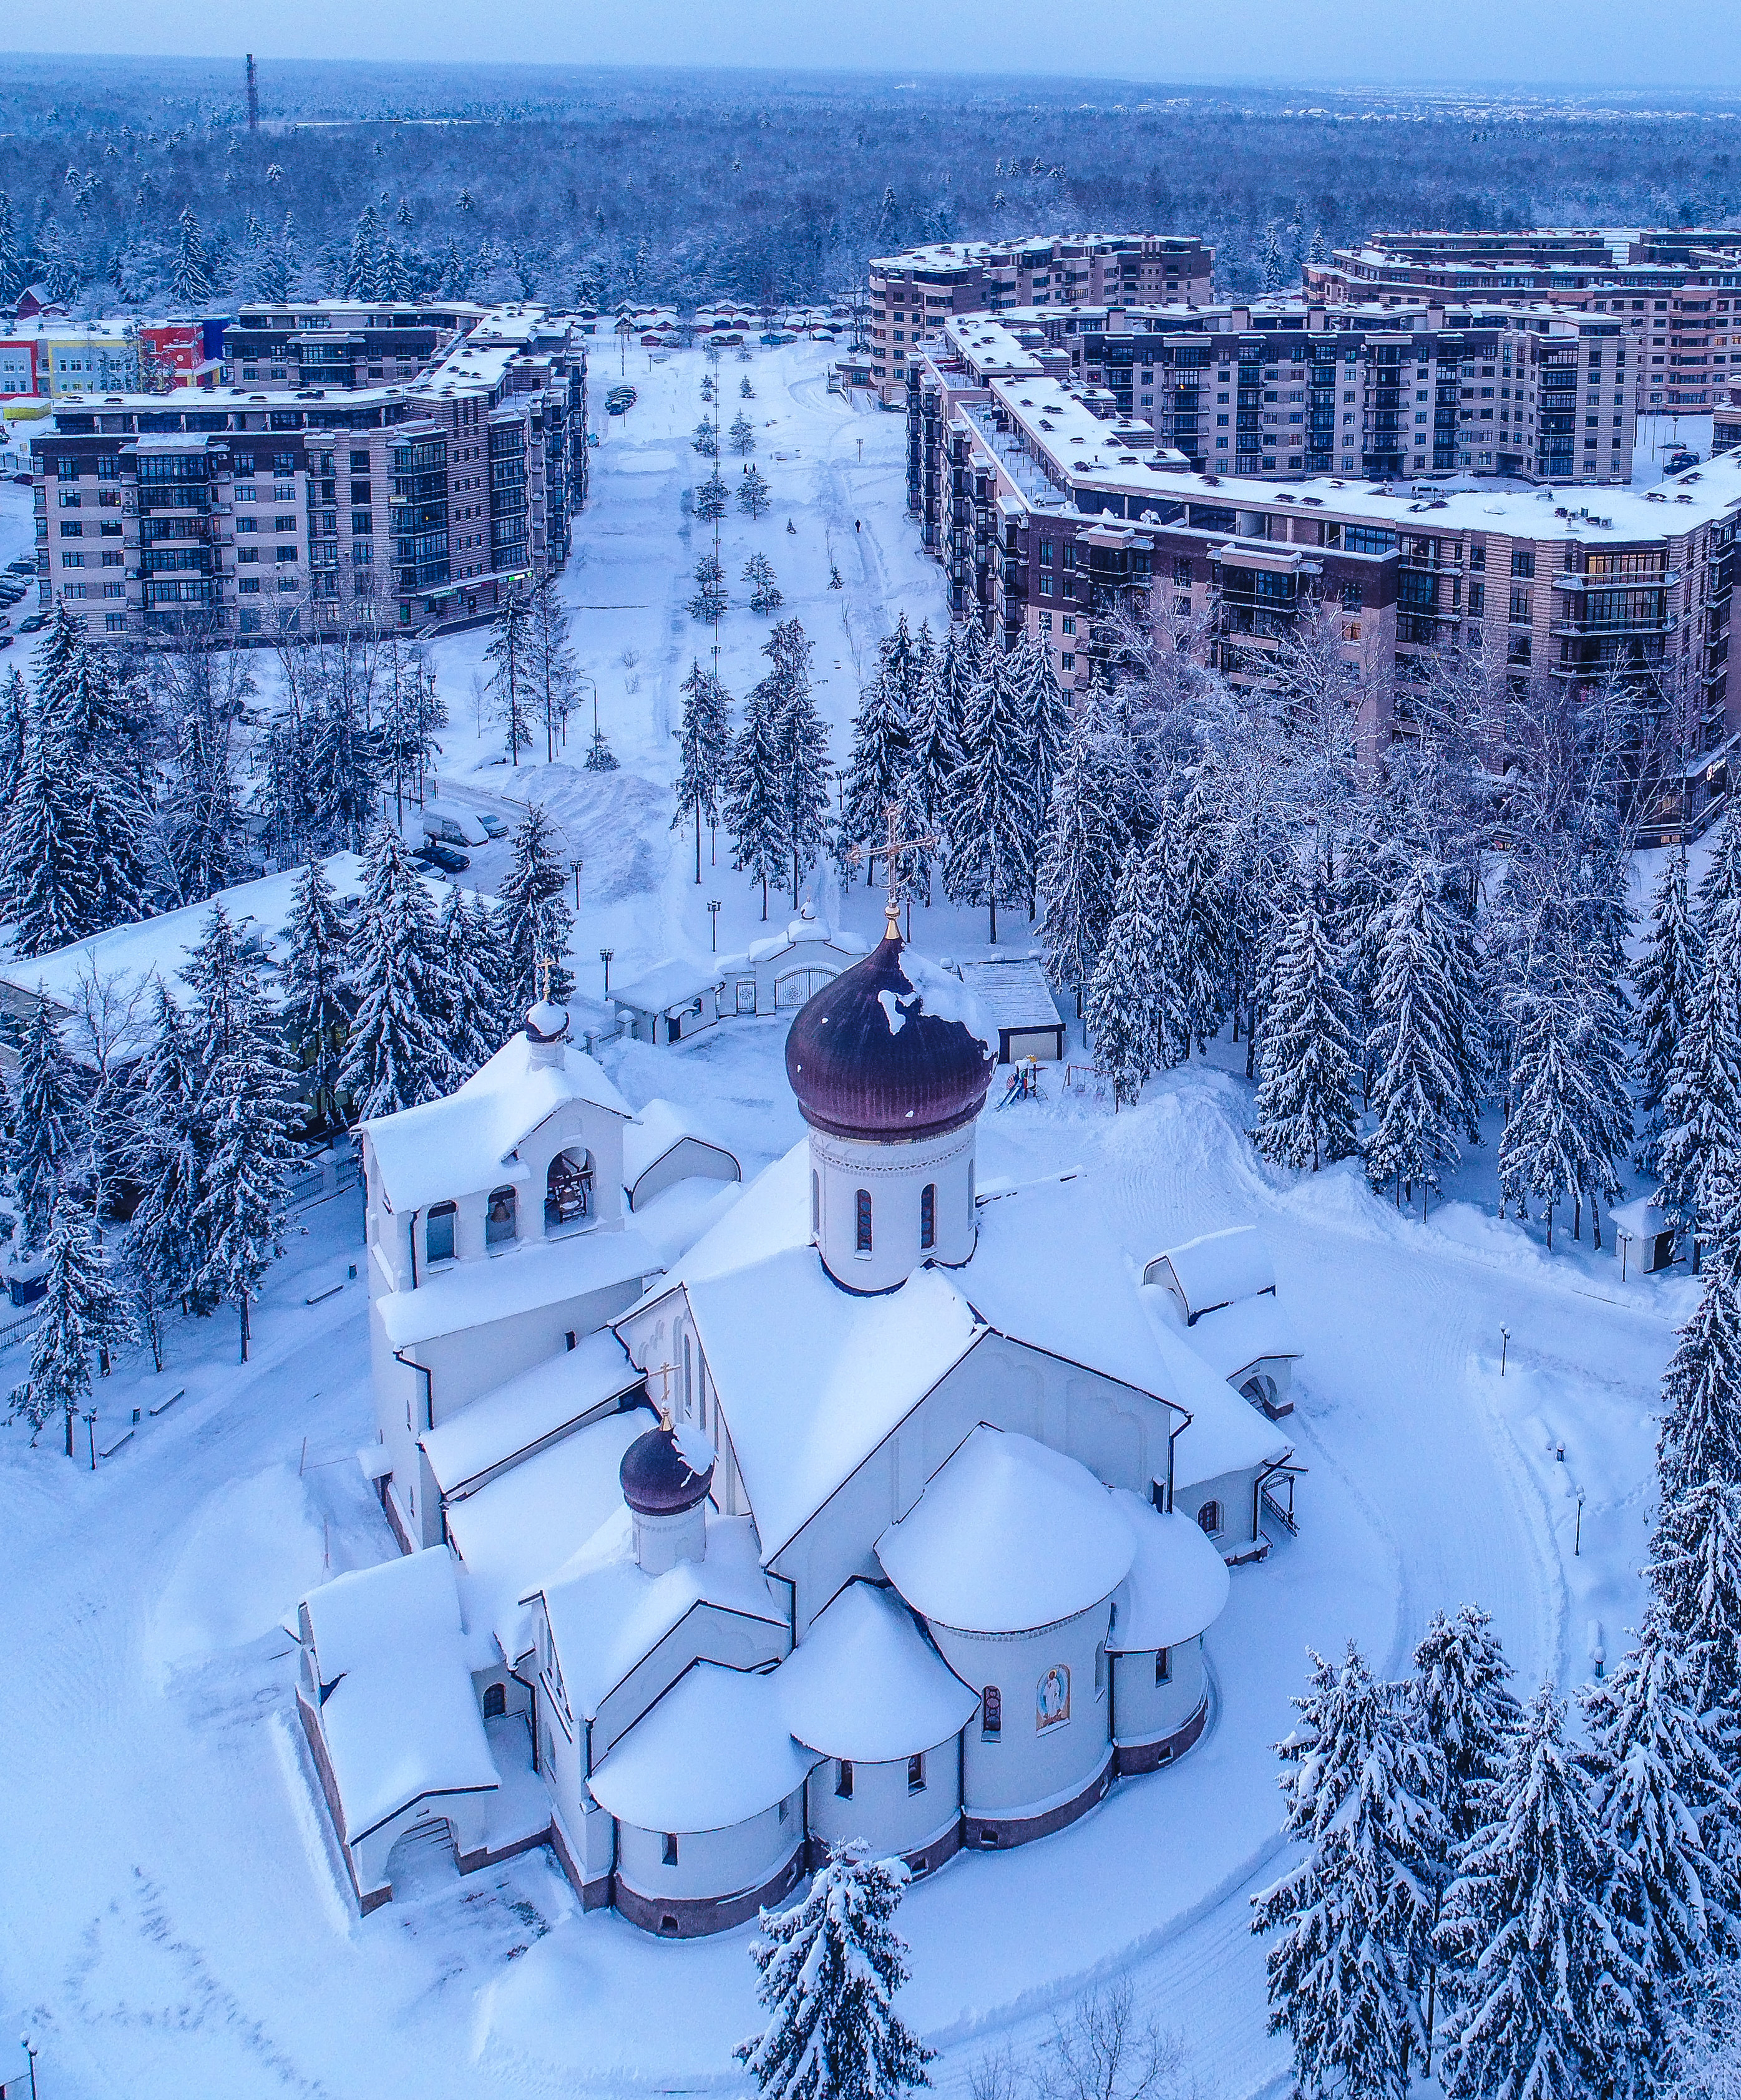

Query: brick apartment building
[29,304,588,642]
[1304,229,1741,412]
[866,235,1214,394]
[220,299,494,391]
[906,328,1739,836]
[1717,384,1741,457]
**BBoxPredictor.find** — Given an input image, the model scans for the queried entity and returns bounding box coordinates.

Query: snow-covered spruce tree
[944,643,1036,945]
[527,573,580,764]
[12,993,84,1253]
[1650,1477,1741,1724]
[195,969,300,1364]
[1255,880,1359,1174]
[439,885,503,1082]
[1662,822,1741,1263]
[484,591,537,764]
[7,1203,133,1451]
[1659,1261,1741,1505]
[1251,1641,1444,2100]
[763,620,830,911]
[1175,768,1228,1056]
[584,722,620,773]
[338,825,461,1120]
[277,858,352,1134]
[0,666,26,807]
[673,661,733,883]
[743,552,784,613]
[467,891,520,1051]
[170,206,211,306]
[737,464,773,518]
[344,203,380,298]
[1579,1607,1740,2024]
[740,376,755,399]
[0,692,101,957]
[1364,865,1471,1211]
[887,764,935,915]
[1143,805,1192,1071]
[729,411,757,454]
[725,680,790,921]
[125,981,208,1354]
[54,633,156,931]
[1435,1683,1646,2100]
[496,804,576,1010]
[841,659,913,885]
[1037,697,1134,1019]
[736,1844,934,2100]
[695,467,729,522]
[1410,1605,1523,1850]
[905,631,964,837]
[1084,841,1159,1109]
[1016,634,1073,875]
[1498,973,1624,1252]
[1637,848,1705,1177]
[690,551,730,623]
[692,417,720,457]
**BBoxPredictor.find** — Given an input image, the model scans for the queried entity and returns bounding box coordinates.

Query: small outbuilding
[1611,1198,1677,1278]
[953,958,1065,1063]
[612,961,724,1046]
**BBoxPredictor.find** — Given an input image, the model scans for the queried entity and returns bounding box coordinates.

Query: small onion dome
[620,1418,714,1516]
[525,998,570,1045]
[785,930,993,1142]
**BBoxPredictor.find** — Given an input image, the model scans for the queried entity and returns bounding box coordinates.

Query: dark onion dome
[786,931,994,1143]
[525,998,570,1045]
[620,1418,714,1516]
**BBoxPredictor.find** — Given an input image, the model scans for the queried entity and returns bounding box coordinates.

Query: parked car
[1667,450,1700,474]
[0,634,13,649]
[472,809,509,840]
[6,558,35,575]
[11,472,31,486]
[419,799,491,848]
[413,839,471,874]
[17,613,46,632]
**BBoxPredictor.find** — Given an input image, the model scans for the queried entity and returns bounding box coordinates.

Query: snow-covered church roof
[587,1663,819,1835]
[362,1028,632,1215]
[776,1580,979,1762]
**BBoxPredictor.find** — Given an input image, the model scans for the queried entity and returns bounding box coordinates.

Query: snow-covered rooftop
[377,1225,660,1350]
[777,1580,978,1762]
[1180,1293,1304,1388]
[586,1662,818,1834]
[955,958,1063,1036]
[1106,1492,1231,1652]
[419,1329,644,1498]
[878,1427,1135,1634]
[622,1097,740,1197]
[610,958,724,1014]
[1144,1225,1276,1321]
[362,1029,632,1217]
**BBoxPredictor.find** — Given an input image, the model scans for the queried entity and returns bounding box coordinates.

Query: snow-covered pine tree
[743,552,784,613]
[465,891,519,1051]
[160,673,246,905]
[692,417,720,457]
[695,468,729,521]
[1579,1607,1740,2022]
[729,411,756,454]
[52,633,154,931]
[170,206,210,306]
[1016,633,1073,868]
[1255,879,1359,1173]
[180,900,258,1071]
[7,1203,132,1451]
[1251,1641,1444,2100]
[1435,1683,1646,2100]
[673,661,732,883]
[737,464,773,517]
[1637,849,1704,1177]
[0,666,26,807]
[1661,823,1741,1263]
[1498,981,1621,1250]
[1175,768,1228,1056]
[841,658,912,885]
[0,692,101,956]
[736,1843,934,2100]
[689,551,729,623]
[1364,865,1471,1210]
[484,591,536,764]
[344,203,379,297]
[763,620,830,911]
[1650,1476,1741,1723]
[496,804,576,1010]
[438,885,502,1082]
[1143,804,1192,1071]
[1410,1605,1523,1850]
[944,641,1036,944]
[1036,697,1134,1018]
[125,981,208,1357]
[527,572,580,764]
[1083,842,1159,1109]
[725,680,789,921]
[277,858,352,1134]
[887,763,935,916]
[338,825,461,1120]
[1658,1261,1741,1504]
[12,993,84,1253]
[195,969,300,1363]
[905,631,963,837]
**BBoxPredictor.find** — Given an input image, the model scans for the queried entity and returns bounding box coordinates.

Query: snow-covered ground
[0,343,1691,2099]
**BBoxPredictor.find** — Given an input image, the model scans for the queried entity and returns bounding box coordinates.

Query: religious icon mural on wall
[1036,1663,1071,1731]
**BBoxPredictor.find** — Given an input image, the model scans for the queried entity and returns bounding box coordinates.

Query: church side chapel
[303,860,1301,1933]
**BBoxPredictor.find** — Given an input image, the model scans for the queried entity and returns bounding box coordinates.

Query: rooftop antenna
[246,54,259,134]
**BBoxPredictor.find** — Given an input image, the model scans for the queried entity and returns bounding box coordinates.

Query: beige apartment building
[29,305,588,641]
[866,234,1213,394]
[906,326,1739,838]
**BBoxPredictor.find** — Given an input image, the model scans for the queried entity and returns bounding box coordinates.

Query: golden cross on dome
[537,953,554,1005]
[875,800,937,939]
[650,1361,677,1432]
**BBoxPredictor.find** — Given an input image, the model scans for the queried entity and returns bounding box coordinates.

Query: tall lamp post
[20,2035,37,2100]
[600,947,614,998]
[84,1408,97,1471]
[707,899,721,951]
[570,858,584,910]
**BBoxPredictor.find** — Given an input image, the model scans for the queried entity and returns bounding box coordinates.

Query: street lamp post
[21,2036,37,2100]
[570,858,584,910]
[600,947,614,997]
[85,1408,97,1471]
[707,899,721,951]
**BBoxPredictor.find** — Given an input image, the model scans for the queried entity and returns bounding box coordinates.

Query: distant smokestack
[246,54,259,133]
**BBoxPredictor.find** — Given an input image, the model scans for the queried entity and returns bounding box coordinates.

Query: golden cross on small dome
[651,1361,677,1432]
[537,953,554,1005]
[875,800,937,938]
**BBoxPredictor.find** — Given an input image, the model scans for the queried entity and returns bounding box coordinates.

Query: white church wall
[615,1791,804,1906]
[628,1136,739,1212]
[802,1738,962,1860]
[928,1602,1114,1821]
[1176,1467,1261,1552]
[809,1120,975,1293]
[589,1604,790,1764]
[1110,1637,1206,1751]
[349,1786,495,1905]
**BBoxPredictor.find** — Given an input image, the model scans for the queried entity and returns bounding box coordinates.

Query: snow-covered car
[413,839,471,874]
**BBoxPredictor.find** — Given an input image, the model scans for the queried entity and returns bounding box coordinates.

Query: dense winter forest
[4,57,1741,311]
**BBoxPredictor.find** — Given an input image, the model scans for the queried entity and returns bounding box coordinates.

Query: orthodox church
[300,900,1300,1934]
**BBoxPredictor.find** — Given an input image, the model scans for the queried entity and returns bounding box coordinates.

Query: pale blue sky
[5,0,1736,88]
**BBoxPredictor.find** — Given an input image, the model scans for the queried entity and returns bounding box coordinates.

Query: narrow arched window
[426,1201,456,1264]
[856,1189,872,1253]
[920,1182,936,1250]
[981,1686,1002,1741]
[482,1682,507,1718]
[811,1170,820,1235]
[1199,1499,1223,1537]
[683,1333,693,1416]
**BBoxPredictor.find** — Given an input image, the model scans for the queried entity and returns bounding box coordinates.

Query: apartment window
[1340,583,1363,610]
[856,1189,872,1254]
[1511,548,1536,579]
[1468,580,1485,617]
[1061,615,1075,636]
[351,450,370,471]
[237,517,258,533]
[1510,586,1533,622]
[1174,556,1193,583]
[101,581,123,598]
[61,552,85,567]
[981,1686,1002,1741]
[59,522,82,538]
[836,1759,854,1799]
[276,546,298,563]
[1060,653,1075,671]
[62,583,87,598]
[104,613,127,633]
[907,1754,926,1794]
[920,1183,936,1250]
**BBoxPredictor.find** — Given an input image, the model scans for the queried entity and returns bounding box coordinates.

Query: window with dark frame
[982,1686,1002,1741]
[856,1189,872,1253]
[920,1183,936,1250]
[836,1759,854,1799]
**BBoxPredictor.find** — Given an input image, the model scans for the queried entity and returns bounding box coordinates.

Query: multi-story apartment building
[1715,384,1741,458]
[999,301,1636,485]
[1304,230,1741,413]
[865,234,1213,396]
[30,305,588,642]
[220,299,493,391]
[0,317,222,402]
[907,335,1740,834]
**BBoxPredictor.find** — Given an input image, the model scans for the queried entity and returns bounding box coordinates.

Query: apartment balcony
[1551,611,1675,637]
[1554,569,1677,591]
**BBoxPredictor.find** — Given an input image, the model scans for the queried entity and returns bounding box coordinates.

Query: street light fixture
[707,899,721,951]
[570,858,584,910]
[600,946,614,997]
[84,1408,97,1471]
[21,2036,37,2100]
